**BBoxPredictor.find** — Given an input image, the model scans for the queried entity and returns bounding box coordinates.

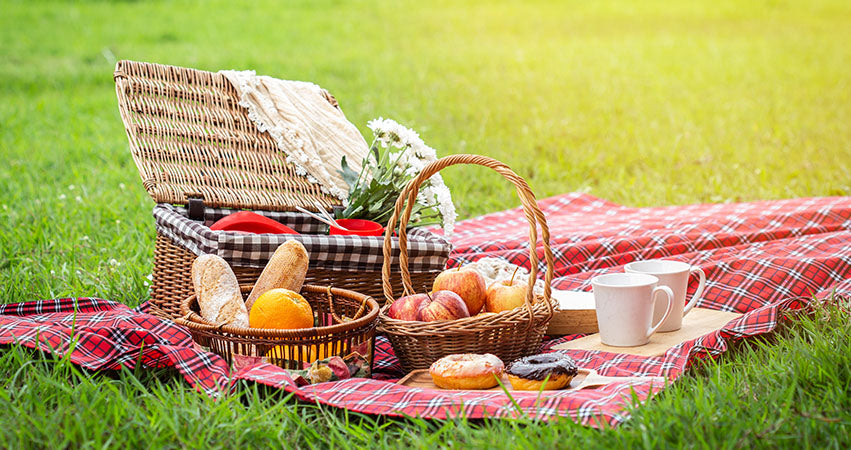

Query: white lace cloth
[220,70,369,200]
[462,257,546,297]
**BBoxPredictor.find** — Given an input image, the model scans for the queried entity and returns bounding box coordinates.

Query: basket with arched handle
[377,154,555,371]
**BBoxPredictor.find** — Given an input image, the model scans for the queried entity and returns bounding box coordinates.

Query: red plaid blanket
[1,194,849,427]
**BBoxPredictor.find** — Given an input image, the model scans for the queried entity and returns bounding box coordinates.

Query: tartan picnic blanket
[2,193,850,427]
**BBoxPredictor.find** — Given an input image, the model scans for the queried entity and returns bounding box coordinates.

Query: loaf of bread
[245,240,310,312]
[191,254,249,327]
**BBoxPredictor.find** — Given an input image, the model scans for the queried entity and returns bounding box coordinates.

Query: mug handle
[682,267,706,317]
[646,286,674,339]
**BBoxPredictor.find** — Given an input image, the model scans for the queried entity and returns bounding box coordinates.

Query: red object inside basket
[210,211,299,235]
[329,219,385,236]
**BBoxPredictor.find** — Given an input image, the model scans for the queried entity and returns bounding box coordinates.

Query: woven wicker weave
[114,60,339,211]
[113,60,444,319]
[377,154,555,371]
[176,285,379,371]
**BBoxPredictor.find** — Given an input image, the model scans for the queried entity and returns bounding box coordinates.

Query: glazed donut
[505,353,579,391]
[429,354,505,390]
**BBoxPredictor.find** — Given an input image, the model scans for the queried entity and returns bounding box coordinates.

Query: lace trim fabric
[463,257,546,297]
[220,70,367,201]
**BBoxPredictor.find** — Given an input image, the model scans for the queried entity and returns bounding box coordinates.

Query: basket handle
[381,154,554,321]
[326,286,370,323]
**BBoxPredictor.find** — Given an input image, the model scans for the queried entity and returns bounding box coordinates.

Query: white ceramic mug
[624,259,706,332]
[591,273,674,347]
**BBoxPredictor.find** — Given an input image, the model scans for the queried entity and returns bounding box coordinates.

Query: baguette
[191,254,249,327]
[245,240,309,312]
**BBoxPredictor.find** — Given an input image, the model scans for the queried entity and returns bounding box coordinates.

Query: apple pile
[387,291,470,322]
[386,266,530,322]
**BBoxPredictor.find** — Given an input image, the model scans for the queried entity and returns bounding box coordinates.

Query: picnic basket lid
[113,60,343,211]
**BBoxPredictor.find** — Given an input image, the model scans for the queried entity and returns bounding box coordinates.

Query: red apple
[432,267,487,314]
[485,280,528,313]
[387,293,429,321]
[416,290,470,322]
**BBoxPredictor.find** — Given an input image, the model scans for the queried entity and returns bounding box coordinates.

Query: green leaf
[338,156,360,191]
[367,201,385,213]
[346,205,364,217]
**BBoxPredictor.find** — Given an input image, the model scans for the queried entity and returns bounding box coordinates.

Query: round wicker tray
[176,285,379,371]
[377,154,555,371]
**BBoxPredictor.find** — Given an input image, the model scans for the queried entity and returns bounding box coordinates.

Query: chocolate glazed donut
[505,353,579,390]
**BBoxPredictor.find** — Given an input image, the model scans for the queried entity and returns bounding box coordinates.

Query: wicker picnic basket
[378,154,556,371]
[175,284,380,371]
[113,60,449,319]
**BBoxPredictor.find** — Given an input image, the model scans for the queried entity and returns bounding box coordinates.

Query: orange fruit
[265,345,329,363]
[249,288,314,330]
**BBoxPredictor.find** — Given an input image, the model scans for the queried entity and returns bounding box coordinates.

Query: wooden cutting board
[396,368,666,392]
[551,307,742,357]
[547,290,598,335]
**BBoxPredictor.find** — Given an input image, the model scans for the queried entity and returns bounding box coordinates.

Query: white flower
[115,219,121,224]
[80,235,89,241]
[356,117,457,237]
[119,183,126,190]
[414,144,438,161]
[108,259,120,267]
[386,120,455,235]
[397,127,421,149]
[367,117,394,147]
[367,117,420,149]
[1,204,6,211]
[68,185,75,190]
[75,196,82,203]
[417,191,436,208]
[58,194,66,201]
[427,174,457,236]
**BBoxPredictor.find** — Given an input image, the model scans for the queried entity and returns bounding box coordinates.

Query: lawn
[1,0,850,447]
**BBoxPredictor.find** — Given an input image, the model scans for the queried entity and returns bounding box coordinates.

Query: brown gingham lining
[152,204,452,271]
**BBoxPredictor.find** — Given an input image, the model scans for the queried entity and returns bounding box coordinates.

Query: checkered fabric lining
[153,204,451,271]
[2,193,849,427]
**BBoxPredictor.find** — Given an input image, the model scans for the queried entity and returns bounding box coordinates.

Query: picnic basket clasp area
[378,154,556,371]
[113,60,451,320]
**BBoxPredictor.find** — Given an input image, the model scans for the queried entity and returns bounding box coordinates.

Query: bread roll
[245,240,309,312]
[191,254,249,327]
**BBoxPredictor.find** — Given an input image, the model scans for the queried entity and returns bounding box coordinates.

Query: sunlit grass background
[1,0,849,447]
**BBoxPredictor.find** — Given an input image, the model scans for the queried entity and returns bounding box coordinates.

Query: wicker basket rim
[177,284,379,338]
[376,295,554,334]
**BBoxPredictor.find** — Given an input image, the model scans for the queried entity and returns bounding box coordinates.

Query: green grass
[0,0,849,447]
